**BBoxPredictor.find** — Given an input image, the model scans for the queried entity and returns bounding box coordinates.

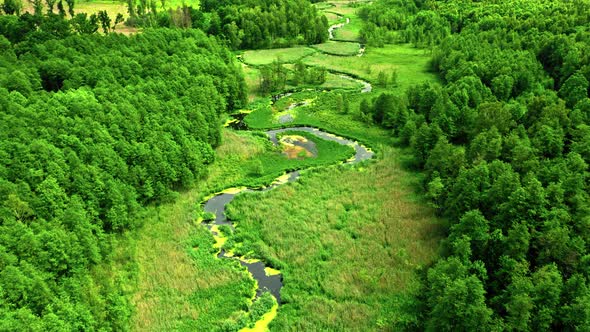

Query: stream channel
[202,124,374,304]
[201,13,374,323]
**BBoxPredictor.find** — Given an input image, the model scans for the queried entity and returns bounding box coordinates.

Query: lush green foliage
[302,43,438,91]
[0,14,245,329]
[208,129,355,192]
[245,92,392,147]
[241,46,317,66]
[200,0,328,49]
[361,0,590,330]
[312,41,360,56]
[224,146,442,331]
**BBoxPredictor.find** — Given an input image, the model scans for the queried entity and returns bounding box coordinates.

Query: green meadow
[225,146,444,330]
[303,44,439,90]
[242,47,317,66]
[312,41,361,56]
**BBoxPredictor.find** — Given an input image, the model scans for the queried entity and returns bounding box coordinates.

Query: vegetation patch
[279,134,316,159]
[303,44,438,90]
[242,47,317,66]
[313,41,361,56]
[245,92,392,147]
[225,147,444,330]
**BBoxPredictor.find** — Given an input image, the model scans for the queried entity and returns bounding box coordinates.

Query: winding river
[202,125,373,304]
[201,12,375,327]
[328,17,351,39]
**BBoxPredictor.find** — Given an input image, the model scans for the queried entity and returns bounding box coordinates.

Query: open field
[242,46,317,66]
[242,64,262,101]
[10,0,201,34]
[321,72,365,90]
[242,64,365,97]
[323,11,343,25]
[225,146,444,330]
[303,44,439,90]
[313,41,360,56]
[325,0,363,16]
[333,15,362,41]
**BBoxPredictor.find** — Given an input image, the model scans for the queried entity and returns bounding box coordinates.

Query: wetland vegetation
[1,0,589,331]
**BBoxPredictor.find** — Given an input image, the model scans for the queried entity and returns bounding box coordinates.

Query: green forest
[1,0,589,331]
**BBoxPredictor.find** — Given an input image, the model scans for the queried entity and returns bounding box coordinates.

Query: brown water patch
[283,145,313,159]
[280,135,315,159]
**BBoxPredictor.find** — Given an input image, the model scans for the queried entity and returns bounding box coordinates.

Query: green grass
[333,15,362,42]
[205,129,355,193]
[244,92,392,148]
[303,44,439,91]
[325,1,361,16]
[162,0,200,9]
[241,64,364,98]
[323,11,343,25]
[313,41,360,56]
[314,2,335,11]
[242,64,262,101]
[242,47,317,66]
[125,127,355,331]
[225,147,444,331]
[17,0,200,18]
[130,185,254,331]
[321,72,364,90]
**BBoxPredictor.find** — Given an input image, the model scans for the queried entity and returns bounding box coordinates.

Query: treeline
[0,0,328,50]
[200,0,328,49]
[360,0,590,330]
[0,13,245,329]
[124,0,328,49]
[258,60,327,94]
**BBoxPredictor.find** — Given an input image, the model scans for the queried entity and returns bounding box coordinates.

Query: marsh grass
[321,72,365,90]
[225,146,444,330]
[123,128,352,331]
[205,129,355,193]
[312,41,360,56]
[323,11,343,25]
[130,186,254,331]
[244,92,392,147]
[333,15,362,42]
[242,47,317,66]
[303,44,439,90]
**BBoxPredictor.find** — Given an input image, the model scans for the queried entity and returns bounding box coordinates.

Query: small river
[202,125,373,303]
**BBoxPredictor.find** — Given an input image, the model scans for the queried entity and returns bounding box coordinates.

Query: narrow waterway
[202,126,373,304]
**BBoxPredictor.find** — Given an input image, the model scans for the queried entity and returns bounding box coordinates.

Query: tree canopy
[0,13,245,329]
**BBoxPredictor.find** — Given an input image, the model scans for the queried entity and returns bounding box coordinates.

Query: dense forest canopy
[199,0,328,49]
[0,12,246,329]
[360,0,590,330]
[122,0,329,49]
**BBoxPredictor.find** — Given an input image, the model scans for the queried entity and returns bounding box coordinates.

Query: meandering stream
[201,12,374,327]
[328,17,351,39]
[202,125,373,304]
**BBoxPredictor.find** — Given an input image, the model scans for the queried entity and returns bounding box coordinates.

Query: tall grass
[242,47,317,66]
[303,44,439,90]
[225,146,444,330]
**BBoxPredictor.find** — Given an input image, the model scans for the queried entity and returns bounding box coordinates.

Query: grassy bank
[225,146,444,330]
[242,47,317,66]
[126,127,359,330]
[244,92,392,147]
[312,41,360,56]
[303,44,438,90]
